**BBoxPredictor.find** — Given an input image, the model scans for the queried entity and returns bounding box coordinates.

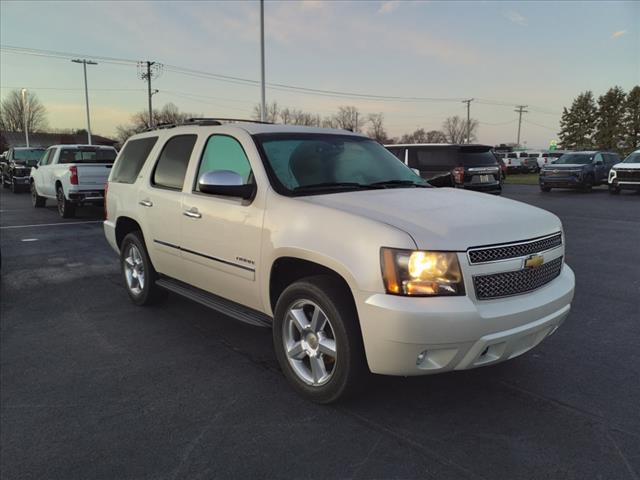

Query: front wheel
[10,179,20,194]
[581,175,594,192]
[273,275,367,404]
[31,182,46,207]
[608,184,621,195]
[56,186,75,218]
[1,175,8,189]
[540,185,551,192]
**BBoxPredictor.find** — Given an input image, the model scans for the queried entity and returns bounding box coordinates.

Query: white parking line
[0,221,103,230]
[21,238,40,242]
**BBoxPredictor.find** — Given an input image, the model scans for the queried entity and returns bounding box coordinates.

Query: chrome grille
[616,169,640,182]
[474,256,563,300]
[468,233,562,264]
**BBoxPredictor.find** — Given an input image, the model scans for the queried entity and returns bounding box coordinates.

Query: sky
[1,0,638,148]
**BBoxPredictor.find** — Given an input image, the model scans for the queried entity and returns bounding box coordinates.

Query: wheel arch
[268,256,357,316]
[115,216,144,250]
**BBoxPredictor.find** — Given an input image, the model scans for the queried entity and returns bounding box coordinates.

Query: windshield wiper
[367,180,428,188]
[293,182,373,192]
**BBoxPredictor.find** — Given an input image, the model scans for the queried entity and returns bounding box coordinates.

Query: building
[1,131,118,149]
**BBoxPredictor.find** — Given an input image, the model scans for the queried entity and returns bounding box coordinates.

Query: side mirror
[198,170,255,200]
[411,168,420,176]
[594,160,603,166]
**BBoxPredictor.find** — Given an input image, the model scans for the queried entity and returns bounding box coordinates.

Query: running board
[156,277,272,328]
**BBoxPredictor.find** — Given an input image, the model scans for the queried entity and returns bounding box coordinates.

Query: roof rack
[144,117,274,132]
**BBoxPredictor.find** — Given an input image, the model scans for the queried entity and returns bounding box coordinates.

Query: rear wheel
[273,275,367,404]
[31,182,46,207]
[56,185,75,218]
[120,232,166,306]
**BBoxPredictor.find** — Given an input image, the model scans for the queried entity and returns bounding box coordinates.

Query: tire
[581,175,594,192]
[31,182,46,207]
[2,175,9,189]
[273,275,368,404]
[609,184,621,195]
[11,180,19,194]
[540,185,551,192]
[120,231,166,306]
[56,185,75,218]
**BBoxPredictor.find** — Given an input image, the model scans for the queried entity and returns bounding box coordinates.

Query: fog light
[416,350,428,365]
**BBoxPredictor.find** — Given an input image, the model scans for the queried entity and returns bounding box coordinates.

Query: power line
[2,44,558,109]
[523,119,558,131]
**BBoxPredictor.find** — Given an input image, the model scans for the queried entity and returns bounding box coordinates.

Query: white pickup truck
[30,144,117,217]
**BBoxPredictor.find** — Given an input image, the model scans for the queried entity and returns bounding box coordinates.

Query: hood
[544,164,586,169]
[613,162,640,170]
[302,188,561,251]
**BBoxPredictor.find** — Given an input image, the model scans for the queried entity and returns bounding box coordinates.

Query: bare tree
[252,101,279,123]
[115,102,197,144]
[0,89,48,132]
[442,115,477,143]
[332,106,361,132]
[366,113,389,143]
[425,130,447,143]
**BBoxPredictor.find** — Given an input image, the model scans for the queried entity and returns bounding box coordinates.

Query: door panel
[180,134,264,311]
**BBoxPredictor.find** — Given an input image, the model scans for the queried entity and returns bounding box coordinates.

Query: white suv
[104,119,575,403]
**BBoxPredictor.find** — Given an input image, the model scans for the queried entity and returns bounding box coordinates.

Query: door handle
[183,207,202,219]
[139,200,153,207]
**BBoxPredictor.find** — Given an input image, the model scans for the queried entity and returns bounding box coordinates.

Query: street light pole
[72,59,98,145]
[20,88,29,147]
[260,0,266,122]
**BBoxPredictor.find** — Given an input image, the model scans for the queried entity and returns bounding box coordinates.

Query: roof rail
[185,117,274,125]
[144,117,274,132]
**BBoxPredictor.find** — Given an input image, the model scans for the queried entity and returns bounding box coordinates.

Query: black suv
[385,144,502,194]
[1,147,45,193]
[539,151,620,192]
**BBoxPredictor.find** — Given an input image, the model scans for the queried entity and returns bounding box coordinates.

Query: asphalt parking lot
[1,184,639,480]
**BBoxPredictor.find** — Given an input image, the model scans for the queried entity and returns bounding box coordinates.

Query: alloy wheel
[282,299,337,386]
[123,244,145,296]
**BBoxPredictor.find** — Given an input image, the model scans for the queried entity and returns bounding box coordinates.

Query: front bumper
[540,175,582,188]
[354,264,574,376]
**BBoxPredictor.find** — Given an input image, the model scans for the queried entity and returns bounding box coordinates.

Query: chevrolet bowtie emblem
[524,254,544,269]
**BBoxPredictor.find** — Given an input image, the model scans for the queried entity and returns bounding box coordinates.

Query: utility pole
[20,88,29,147]
[71,59,97,145]
[260,0,266,122]
[354,111,358,132]
[515,105,528,146]
[138,61,163,128]
[462,99,474,144]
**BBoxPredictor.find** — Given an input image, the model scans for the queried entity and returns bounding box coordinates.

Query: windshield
[13,149,44,164]
[623,152,640,163]
[552,153,594,165]
[458,150,498,166]
[254,134,427,195]
[59,148,117,164]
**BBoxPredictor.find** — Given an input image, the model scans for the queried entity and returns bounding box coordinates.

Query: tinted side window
[195,135,252,190]
[153,135,197,190]
[387,148,405,162]
[413,148,457,169]
[112,137,158,184]
[39,149,53,166]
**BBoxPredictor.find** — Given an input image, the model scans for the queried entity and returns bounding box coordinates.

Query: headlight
[381,248,464,296]
[609,169,617,181]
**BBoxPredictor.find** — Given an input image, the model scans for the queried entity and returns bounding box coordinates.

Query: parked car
[104,119,575,403]
[525,151,552,170]
[30,144,117,217]
[520,152,540,173]
[539,151,620,192]
[1,147,46,193]
[608,150,640,194]
[385,143,502,194]
[504,152,524,173]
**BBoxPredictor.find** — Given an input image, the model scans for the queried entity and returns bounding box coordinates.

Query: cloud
[611,30,627,39]
[503,10,527,26]
[378,1,400,14]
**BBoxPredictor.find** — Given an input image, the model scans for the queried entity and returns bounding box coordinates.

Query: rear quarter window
[152,135,198,190]
[111,137,158,184]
